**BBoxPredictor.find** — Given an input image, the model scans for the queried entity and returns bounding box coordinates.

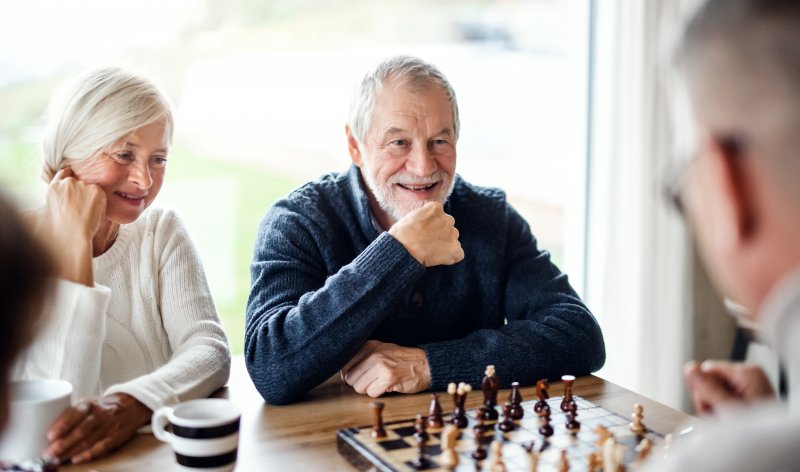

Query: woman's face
[68,121,168,224]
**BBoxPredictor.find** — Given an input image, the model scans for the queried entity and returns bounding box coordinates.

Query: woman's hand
[43,393,151,464]
[36,167,107,285]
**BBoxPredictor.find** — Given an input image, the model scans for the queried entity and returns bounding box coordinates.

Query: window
[0,0,591,354]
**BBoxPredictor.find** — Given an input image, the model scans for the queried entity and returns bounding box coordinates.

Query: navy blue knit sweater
[245,166,605,404]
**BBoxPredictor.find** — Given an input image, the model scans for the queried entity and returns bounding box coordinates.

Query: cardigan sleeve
[13,279,111,400]
[420,203,606,390]
[103,210,231,411]
[245,204,424,405]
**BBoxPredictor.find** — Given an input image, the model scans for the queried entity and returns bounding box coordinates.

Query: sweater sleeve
[420,204,606,390]
[245,205,424,404]
[14,279,111,400]
[104,211,231,411]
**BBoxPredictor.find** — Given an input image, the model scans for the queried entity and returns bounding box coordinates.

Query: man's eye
[390,139,407,146]
[433,139,448,145]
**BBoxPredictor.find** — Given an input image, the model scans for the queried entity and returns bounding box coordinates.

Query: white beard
[360,163,456,223]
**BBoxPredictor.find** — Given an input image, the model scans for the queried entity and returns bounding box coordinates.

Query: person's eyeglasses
[662,134,746,218]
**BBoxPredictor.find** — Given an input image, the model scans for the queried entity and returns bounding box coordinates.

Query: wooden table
[64,357,697,471]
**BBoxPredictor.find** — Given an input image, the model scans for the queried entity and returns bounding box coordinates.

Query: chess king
[245,55,605,404]
[646,0,800,470]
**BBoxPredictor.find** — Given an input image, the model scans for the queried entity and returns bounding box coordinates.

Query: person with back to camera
[0,192,53,432]
[644,0,800,469]
[16,68,231,465]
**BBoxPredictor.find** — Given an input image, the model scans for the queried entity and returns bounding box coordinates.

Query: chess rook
[560,375,575,412]
[508,381,524,420]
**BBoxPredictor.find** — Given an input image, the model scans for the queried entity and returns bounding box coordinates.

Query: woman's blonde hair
[41,67,174,182]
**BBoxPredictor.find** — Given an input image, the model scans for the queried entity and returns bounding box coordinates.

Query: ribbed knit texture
[15,207,231,411]
[246,166,605,405]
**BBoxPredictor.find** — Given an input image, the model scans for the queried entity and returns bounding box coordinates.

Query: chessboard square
[549,434,578,449]
[392,426,417,437]
[575,397,593,408]
[577,408,603,419]
[378,438,413,451]
[505,430,537,443]
[605,415,629,426]
[519,418,541,429]
[427,444,442,456]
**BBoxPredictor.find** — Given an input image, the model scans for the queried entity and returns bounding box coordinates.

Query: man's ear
[705,134,756,241]
[345,124,363,167]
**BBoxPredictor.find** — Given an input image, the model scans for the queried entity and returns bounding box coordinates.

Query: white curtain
[585,0,701,409]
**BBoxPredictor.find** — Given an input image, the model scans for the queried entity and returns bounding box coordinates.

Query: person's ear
[706,134,755,242]
[345,125,363,167]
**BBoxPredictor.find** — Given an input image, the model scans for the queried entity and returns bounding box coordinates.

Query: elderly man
[245,56,605,405]
[646,0,800,469]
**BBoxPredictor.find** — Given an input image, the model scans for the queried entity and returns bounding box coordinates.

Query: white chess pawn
[489,440,506,472]
[602,437,625,472]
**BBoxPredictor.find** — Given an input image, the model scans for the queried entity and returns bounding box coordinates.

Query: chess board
[337,396,664,471]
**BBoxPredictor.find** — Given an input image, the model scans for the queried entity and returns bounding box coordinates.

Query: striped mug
[152,398,241,471]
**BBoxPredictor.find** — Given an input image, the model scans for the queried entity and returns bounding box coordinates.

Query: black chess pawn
[427,393,443,429]
[473,407,490,435]
[498,402,515,432]
[413,431,429,469]
[508,381,524,420]
[471,427,488,461]
[539,411,554,438]
[414,414,429,442]
[370,401,387,439]
[481,365,500,420]
[565,401,581,434]
[449,382,471,428]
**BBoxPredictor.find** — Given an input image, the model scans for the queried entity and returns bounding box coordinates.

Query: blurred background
[3,0,760,412]
[0,0,589,358]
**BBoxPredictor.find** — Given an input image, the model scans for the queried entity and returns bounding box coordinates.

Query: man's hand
[341,340,431,397]
[43,393,151,464]
[388,201,464,267]
[684,360,776,415]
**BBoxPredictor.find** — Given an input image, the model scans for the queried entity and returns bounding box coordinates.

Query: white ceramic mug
[152,398,241,472]
[0,379,72,463]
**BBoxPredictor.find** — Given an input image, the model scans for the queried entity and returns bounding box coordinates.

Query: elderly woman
[16,68,231,464]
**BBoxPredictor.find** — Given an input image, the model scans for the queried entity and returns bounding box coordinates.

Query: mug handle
[152,406,174,443]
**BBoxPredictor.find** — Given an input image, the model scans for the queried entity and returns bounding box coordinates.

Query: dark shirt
[245,165,605,404]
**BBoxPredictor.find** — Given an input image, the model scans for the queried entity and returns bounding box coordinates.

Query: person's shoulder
[450,176,508,212]
[451,176,507,203]
[265,169,353,226]
[281,169,352,208]
[647,403,800,472]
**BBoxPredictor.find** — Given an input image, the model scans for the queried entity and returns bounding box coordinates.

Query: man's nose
[406,145,437,176]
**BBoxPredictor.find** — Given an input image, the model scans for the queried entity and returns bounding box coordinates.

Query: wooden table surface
[64,357,697,471]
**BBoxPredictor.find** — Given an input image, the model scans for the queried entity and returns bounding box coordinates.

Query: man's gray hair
[676,0,800,194]
[348,55,460,144]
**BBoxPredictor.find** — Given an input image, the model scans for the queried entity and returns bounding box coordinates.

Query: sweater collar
[346,165,382,240]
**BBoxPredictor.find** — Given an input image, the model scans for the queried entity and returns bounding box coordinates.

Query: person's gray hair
[41,67,174,182]
[676,0,800,194]
[348,55,460,144]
